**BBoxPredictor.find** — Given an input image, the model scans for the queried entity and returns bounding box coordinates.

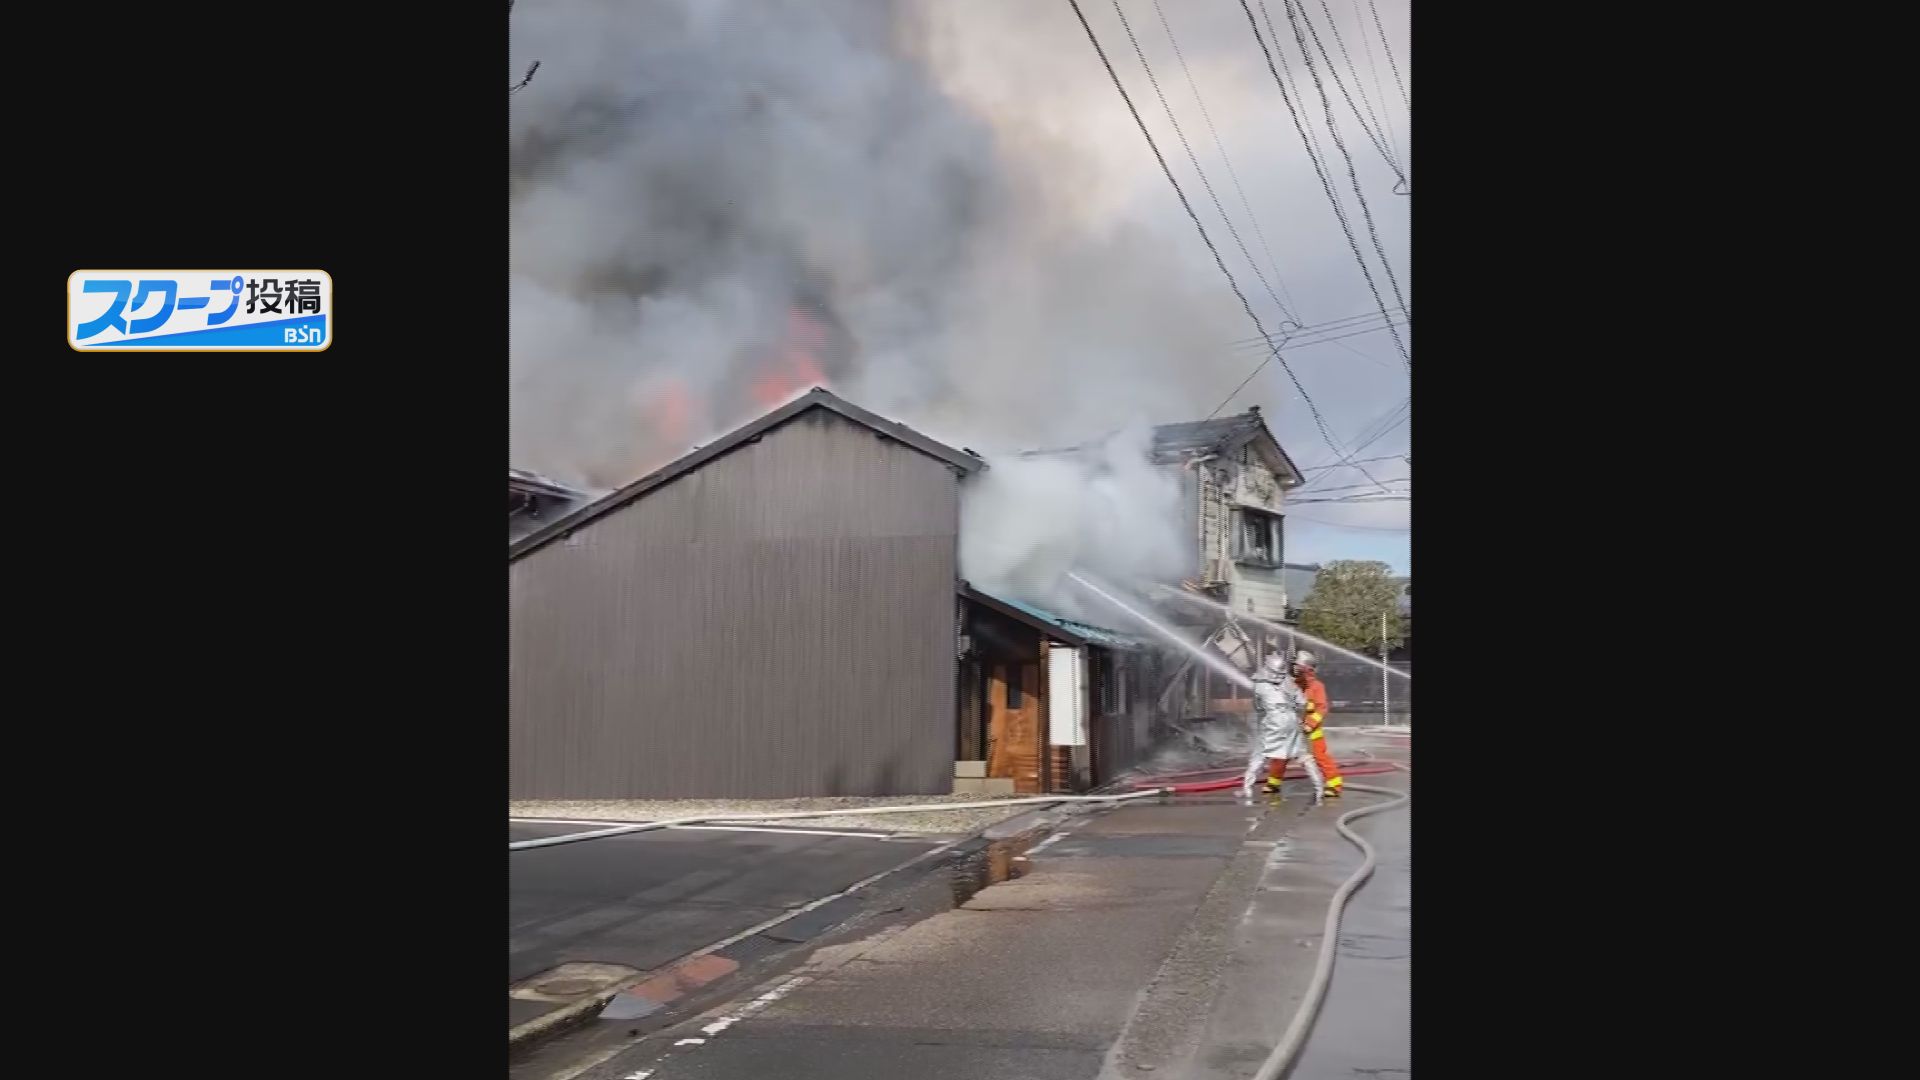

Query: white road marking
[655,838,964,964]
[1027,832,1069,855]
[644,977,813,1071]
[508,818,907,840]
[518,829,959,1079]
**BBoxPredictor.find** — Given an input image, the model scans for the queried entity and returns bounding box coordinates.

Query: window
[1004,667,1023,709]
[1233,508,1283,567]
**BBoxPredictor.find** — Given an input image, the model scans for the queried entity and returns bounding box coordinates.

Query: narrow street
[509,822,949,1042]
[510,731,1411,1080]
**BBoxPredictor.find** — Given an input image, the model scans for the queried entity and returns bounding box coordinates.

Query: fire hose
[509,750,1409,1079]
[571,752,1405,1077]
[1127,757,1400,794]
[508,788,1179,851]
[1137,740,1413,1078]
[1253,775,1409,1080]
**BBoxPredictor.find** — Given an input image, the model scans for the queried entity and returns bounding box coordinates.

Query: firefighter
[1293,651,1344,798]
[1246,653,1322,803]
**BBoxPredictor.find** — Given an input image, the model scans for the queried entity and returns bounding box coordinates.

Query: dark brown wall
[510,408,963,798]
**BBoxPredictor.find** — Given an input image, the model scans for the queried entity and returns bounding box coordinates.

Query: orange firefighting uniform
[1296,665,1344,795]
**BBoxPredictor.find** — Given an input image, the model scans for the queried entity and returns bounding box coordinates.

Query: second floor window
[1233,508,1283,567]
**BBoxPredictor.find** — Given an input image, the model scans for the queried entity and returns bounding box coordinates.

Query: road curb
[509,974,640,1052]
[508,803,1082,1056]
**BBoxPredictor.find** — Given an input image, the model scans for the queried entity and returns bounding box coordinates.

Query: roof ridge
[510,388,983,563]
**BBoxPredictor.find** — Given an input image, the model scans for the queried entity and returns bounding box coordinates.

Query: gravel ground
[508,793,1040,835]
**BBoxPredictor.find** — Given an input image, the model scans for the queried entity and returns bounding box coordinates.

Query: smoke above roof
[509,0,1358,610]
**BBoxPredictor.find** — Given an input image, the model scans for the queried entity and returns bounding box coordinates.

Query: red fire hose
[1130,758,1403,794]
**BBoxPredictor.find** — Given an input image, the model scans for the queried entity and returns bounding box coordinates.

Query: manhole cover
[510,961,639,1003]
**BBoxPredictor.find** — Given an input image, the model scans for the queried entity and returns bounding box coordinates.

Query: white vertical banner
[1048,645,1086,747]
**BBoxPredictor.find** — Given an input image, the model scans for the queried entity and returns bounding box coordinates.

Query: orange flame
[616,377,702,480]
[650,379,694,447]
[751,306,829,407]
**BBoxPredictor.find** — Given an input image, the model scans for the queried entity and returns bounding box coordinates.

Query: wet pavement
[537,798,1271,1080]
[1287,769,1410,1079]
[1145,732,1410,1080]
[509,822,943,1034]
[511,731,1413,1080]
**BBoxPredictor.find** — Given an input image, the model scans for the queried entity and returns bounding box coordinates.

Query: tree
[1297,560,1406,654]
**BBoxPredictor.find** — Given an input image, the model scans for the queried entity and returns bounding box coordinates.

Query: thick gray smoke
[960,427,1189,621]
[510,0,1279,612]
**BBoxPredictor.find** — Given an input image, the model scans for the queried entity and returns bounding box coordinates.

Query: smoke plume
[510,0,1285,609]
[959,427,1190,621]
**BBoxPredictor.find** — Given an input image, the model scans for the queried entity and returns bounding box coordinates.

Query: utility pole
[1380,609,1391,728]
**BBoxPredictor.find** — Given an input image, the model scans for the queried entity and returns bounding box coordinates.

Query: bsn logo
[69,269,332,351]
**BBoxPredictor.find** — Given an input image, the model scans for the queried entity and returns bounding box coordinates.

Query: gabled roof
[1148,408,1303,484]
[960,582,1143,650]
[1018,408,1303,485]
[510,468,590,545]
[510,388,984,562]
[509,468,582,501]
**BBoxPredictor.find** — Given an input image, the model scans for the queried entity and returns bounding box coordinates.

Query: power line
[1209,313,1408,477]
[1334,399,1411,462]
[1361,0,1410,111]
[1259,1,1332,173]
[1227,306,1406,371]
[1343,399,1410,457]
[1203,0,1418,423]
[1063,0,1353,475]
[1232,316,1407,352]
[1240,0,1410,371]
[1149,0,1304,328]
[1298,477,1409,495]
[1348,0,1403,169]
[1300,402,1405,482]
[1310,328,1398,371]
[1224,305,1405,347]
[1302,0,1406,182]
[1287,513,1410,532]
[1300,453,1403,473]
[1113,0,1300,329]
[1279,0,1410,353]
[1295,397,1409,491]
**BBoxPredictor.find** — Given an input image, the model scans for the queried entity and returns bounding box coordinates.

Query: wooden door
[986,662,1042,794]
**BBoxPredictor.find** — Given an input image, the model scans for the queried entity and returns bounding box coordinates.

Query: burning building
[583,284,859,491]
[1018,407,1308,723]
[508,388,1166,800]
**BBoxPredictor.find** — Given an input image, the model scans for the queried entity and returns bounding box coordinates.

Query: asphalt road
[1287,776,1411,1079]
[511,732,1413,1080]
[557,798,1288,1080]
[509,822,942,1030]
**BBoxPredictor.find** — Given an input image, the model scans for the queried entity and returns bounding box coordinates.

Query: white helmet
[1294,650,1317,670]
[1263,653,1287,675]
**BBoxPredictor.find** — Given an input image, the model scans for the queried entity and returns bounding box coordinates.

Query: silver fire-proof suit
[1243,660,1322,796]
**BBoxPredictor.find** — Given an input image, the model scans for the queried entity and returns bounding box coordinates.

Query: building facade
[509,390,982,799]
[1155,408,1307,624]
[955,585,1157,795]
